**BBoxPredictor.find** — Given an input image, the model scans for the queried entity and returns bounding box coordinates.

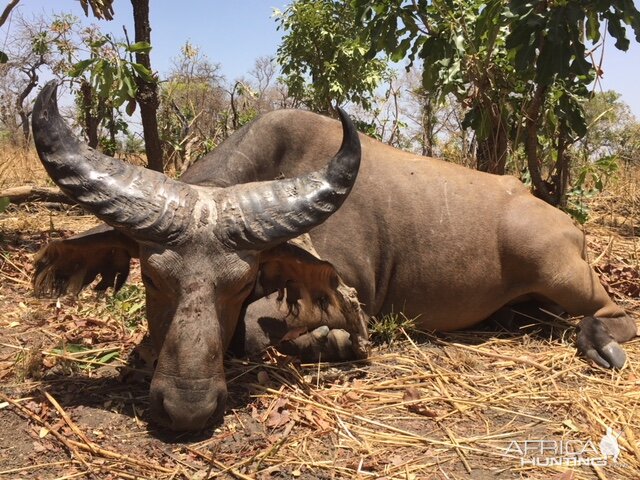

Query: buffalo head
[32,81,361,431]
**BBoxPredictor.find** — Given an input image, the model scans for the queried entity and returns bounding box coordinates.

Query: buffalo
[31,81,637,431]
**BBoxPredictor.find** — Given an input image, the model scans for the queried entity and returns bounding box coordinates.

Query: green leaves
[566,154,620,223]
[126,41,151,54]
[107,284,146,330]
[130,62,154,82]
[556,90,587,138]
[276,0,388,112]
[49,344,121,370]
[68,58,94,77]
[68,34,156,112]
[355,0,640,204]
[0,197,9,213]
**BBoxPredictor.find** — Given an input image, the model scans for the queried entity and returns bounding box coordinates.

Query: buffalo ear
[256,239,338,317]
[256,235,370,359]
[33,224,139,298]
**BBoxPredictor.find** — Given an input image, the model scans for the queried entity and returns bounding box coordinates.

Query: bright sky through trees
[7,0,640,117]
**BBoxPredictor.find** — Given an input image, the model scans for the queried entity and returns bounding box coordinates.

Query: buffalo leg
[538,258,637,368]
[235,294,363,362]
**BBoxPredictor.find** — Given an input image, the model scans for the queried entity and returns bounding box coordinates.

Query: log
[0,186,75,205]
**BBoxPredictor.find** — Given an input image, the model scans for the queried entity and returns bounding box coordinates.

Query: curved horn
[217,107,361,250]
[32,81,197,244]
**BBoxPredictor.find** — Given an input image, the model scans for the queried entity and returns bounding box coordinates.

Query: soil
[1,199,640,480]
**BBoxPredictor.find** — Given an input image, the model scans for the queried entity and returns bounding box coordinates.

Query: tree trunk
[80,81,99,149]
[476,119,508,175]
[549,126,571,208]
[230,81,240,130]
[0,0,20,28]
[0,186,73,205]
[130,0,163,172]
[524,83,560,205]
[104,107,117,156]
[420,97,436,157]
[16,63,42,147]
[17,105,30,145]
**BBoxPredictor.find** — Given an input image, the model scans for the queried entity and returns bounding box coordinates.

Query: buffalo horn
[32,81,197,244]
[217,107,361,250]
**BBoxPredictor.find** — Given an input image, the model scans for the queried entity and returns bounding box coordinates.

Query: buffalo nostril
[149,376,228,431]
[149,390,172,427]
[160,396,219,431]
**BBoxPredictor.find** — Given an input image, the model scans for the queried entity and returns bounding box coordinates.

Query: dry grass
[0,147,639,479]
[0,143,50,190]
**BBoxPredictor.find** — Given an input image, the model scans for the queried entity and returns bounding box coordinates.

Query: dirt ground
[1,165,640,479]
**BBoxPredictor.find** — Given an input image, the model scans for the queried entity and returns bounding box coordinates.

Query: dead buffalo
[31,81,637,431]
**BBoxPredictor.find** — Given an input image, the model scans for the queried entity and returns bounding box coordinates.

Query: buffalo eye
[141,273,157,290]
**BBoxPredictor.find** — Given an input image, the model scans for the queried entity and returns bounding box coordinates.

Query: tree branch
[0,0,20,28]
[0,186,74,205]
[524,83,554,204]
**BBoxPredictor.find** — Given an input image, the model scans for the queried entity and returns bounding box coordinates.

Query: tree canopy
[353,0,640,205]
[276,0,388,114]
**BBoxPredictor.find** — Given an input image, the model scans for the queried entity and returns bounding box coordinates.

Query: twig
[0,392,95,477]
[0,391,175,475]
[65,438,176,474]
[185,446,255,480]
[445,341,551,372]
[41,389,97,453]
[440,424,472,474]
[0,185,73,205]
[592,465,608,480]
[0,461,68,475]
[0,0,19,28]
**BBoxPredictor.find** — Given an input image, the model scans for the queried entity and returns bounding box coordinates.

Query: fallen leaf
[281,420,295,438]
[403,387,438,417]
[39,427,49,438]
[25,401,41,415]
[42,357,56,368]
[303,408,333,430]
[403,387,421,403]
[271,397,288,411]
[344,391,360,402]
[257,371,270,385]
[251,405,261,421]
[32,441,46,453]
[266,408,290,428]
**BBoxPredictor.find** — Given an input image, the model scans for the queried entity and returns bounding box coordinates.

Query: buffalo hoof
[277,326,354,362]
[576,316,627,369]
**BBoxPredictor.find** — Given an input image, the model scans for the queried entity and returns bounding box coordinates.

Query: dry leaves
[402,387,438,417]
[596,263,640,298]
[2,176,640,478]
